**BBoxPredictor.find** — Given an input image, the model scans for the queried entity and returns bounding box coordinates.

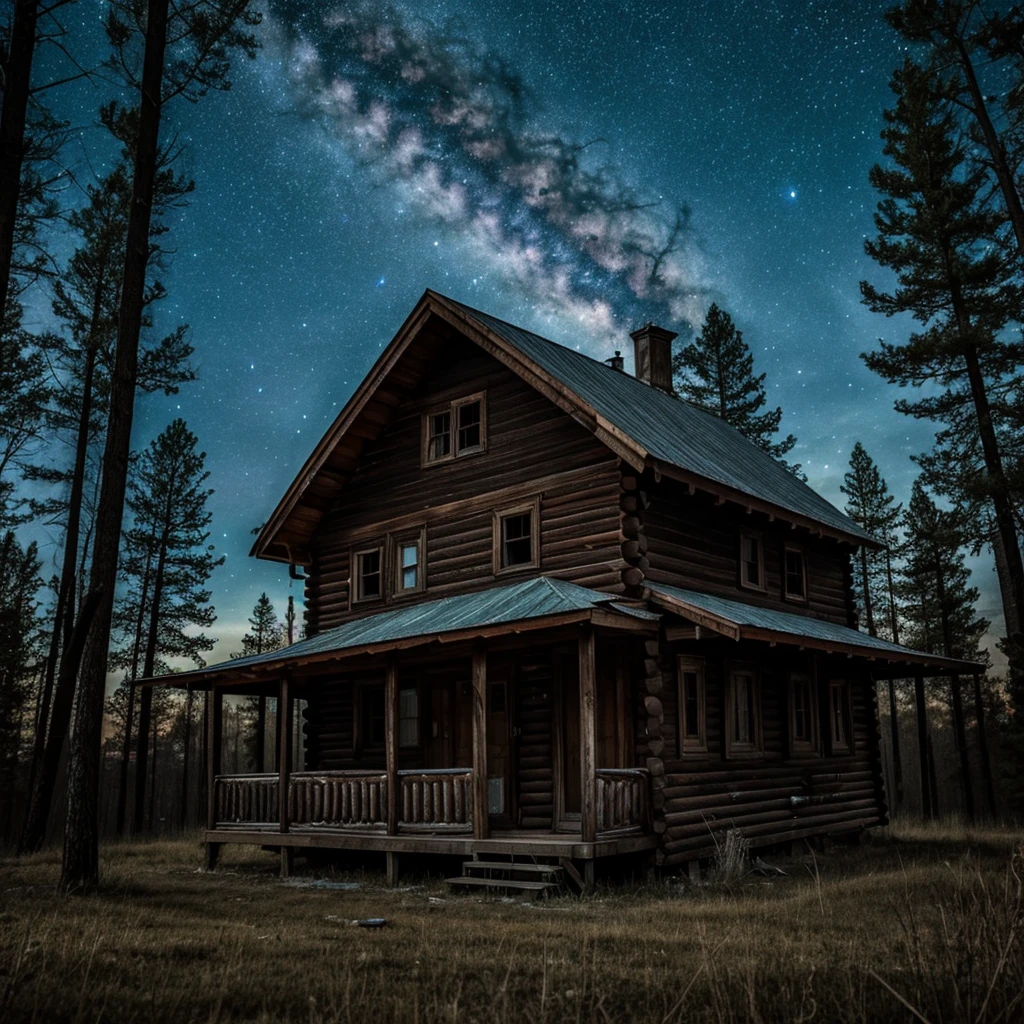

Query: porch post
[385,654,398,836]
[579,624,597,845]
[887,678,904,812]
[471,645,488,840]
[913,670,932,820]
[972,671,997,818]
[204,686,222,871]
[277,675,293,877]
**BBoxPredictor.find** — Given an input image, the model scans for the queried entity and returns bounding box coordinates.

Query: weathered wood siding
[647,641,886,865]
[643,478,856,626]
[304,336,624,635]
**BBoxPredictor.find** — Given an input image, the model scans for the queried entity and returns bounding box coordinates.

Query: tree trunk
[948,675,975,823]
[19,590,102,854]
[860,546,876,636]
[0,0,39,319]
[148,711,158,831]
[971,672,997,818]
[60,0,170,892]
[180,687,193,830]
[887,679,904,812]
[885,545,900,643]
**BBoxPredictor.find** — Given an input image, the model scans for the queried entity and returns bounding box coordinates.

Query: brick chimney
[630,323,677,394]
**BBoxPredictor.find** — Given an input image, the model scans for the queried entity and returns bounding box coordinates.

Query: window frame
[677,656,707,757]
[724,662,763,759]
[739,531,766,592]
[453,391,487,457]
[398,684,421,749]
[492,497,541,576]
[786,670,820,757]
[351,544,385,606]
[421,391,488,467]
[783,544,808,604]
[827,678,855,756]
[392,526,427,598]
[353,681,387,756]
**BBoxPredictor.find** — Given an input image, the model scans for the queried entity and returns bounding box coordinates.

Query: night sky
[29,0,1002,664]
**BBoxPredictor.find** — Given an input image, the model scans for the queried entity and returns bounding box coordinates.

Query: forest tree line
[3,0,1024,891]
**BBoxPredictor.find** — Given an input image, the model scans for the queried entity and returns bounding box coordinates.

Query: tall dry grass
[0,824,1021,1023]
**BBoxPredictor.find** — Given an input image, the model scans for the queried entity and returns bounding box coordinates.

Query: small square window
[677,657,706,756]
[456,399,482,453]
[784,547,806,601]
[354,547,383,602]
[398,687,419,747]
[788,672,819,755]
[829,680,854,755]
[725,665,762,758]
[426,410,451,462]
[740,533,764,590]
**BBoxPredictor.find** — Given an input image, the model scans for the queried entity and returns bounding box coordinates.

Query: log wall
[649,640,887,865]
[304,337,624,635]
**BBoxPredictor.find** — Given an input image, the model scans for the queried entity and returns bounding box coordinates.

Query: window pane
[399,542,418,591]
[428,411,451,460]
[683,672,700,737]
[743,536,760,586]
[792,678,810,741]
[359,550,381,598]
[786,550,805,597]
[399,687,418,747]
[502,512,533,566]
[457,400,481,452]
[734,674,751,743]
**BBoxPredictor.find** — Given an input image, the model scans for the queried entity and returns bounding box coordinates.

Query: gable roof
[252,290,876,563]
[135,577,659,689]
[646,582,984,675]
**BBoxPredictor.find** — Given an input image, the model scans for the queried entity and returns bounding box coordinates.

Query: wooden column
[949,674,976,823]
[204,687,223,871]
[385,654,398,837]
[579,625,597,845]
[278,676,293,878]
[972,671,997,818]
[913,670,932,820]
[471,646,488,841]
[887,678,904,812]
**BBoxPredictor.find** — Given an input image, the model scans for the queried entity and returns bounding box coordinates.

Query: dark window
[456,399,482,453]
[360,685,386,748]
[488,682,506,714]
[740,533,763,589]
[788,672,818,754]
[427,410,451,462]
[398,687,419,747]
[785,548,806,600]
[355,548,382,601]
[398,541,419,592]
[829,680,853,753]
[502,512,533,566]
[677,657,706,755]
[726,666,762,757]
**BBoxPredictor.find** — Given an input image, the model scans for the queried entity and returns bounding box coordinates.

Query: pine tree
[841,442,902,639]
[110,419,222,835]
[672,303,800,474]
[234,593,285,772]
[898,480,989,820]
[861,58,1024,718]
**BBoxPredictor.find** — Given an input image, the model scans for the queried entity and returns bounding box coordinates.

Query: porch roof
[645,582,986,676]
[137,576,659,688]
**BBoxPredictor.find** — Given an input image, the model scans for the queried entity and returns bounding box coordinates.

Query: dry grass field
[1,822,1021,1024]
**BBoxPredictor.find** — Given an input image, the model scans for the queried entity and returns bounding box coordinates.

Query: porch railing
[595,768,651,836]
[398,768,473,832]
[289,771,388,830]
[215,773,280,826]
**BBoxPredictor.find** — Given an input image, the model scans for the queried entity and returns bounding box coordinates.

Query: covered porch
[136,578,661,882]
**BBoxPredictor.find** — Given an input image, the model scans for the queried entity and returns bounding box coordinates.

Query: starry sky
[29,0,1003,665]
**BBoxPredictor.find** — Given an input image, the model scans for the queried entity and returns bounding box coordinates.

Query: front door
[486,674,512,826]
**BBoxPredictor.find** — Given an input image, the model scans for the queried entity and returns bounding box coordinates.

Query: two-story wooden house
[136,290,981,888]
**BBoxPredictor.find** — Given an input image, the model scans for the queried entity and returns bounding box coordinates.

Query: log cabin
[136,289,983,890]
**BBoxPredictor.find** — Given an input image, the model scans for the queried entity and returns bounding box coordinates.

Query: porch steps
[446,856,566,899]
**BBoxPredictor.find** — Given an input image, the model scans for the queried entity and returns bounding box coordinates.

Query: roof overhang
[647,582,985,678]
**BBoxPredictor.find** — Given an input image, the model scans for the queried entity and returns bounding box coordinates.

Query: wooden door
[486,675,512,825]
[515,657,555,829]
[555,652,581,828]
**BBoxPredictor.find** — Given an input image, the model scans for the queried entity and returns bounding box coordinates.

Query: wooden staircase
[446,854,567,899]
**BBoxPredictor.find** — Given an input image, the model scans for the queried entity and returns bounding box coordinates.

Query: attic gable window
[739,532,764,591]
[422,392,487,465]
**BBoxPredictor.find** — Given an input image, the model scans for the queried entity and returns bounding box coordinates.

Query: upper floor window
[828,679,854,755]
[493,498,540,574]
[394,528,426,596]
[353,546,383,603]
[787,671,819,756]
[677,656,707,756]
[739,532,765,591]
[423,392,487,465]
[784,546,807,602]
[725,664,762,758]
